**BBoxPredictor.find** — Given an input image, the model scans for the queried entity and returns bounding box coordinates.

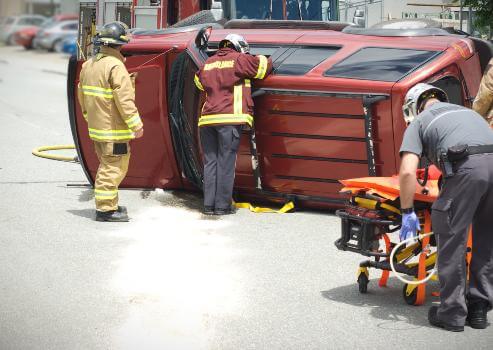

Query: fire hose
[32,145,78,162]
[390,232,436,285]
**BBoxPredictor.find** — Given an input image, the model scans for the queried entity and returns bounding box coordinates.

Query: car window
[32,18,45,26]
[324,47,441,82]
[275,46,340,75]
[62,23,78,30]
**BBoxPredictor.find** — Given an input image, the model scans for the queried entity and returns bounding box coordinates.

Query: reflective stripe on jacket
[473,59,493,125]
[194,47,272,127]
[77,46,143,142]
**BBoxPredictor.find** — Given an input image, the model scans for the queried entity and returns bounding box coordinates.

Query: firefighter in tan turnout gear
[77,22,144,222]
[473,58,493,125]
[194,34,273,215]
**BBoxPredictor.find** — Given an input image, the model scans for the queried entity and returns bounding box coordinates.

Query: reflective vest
[473,58,493,125]
[77,46,143,142]
[194,47,272,127]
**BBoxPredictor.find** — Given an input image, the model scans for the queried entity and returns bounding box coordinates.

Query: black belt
[466,145,493,155]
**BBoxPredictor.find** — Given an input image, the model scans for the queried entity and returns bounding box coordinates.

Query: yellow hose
[32,145,78,162]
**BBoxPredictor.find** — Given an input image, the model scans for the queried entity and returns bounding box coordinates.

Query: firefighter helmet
[402,83,448,124]
[219,34,250,53]
[95,21,130,46]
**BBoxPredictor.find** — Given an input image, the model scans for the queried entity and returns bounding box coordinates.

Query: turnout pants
[200,125,242,210]
[93,141,130,212]
[432,154,493,326]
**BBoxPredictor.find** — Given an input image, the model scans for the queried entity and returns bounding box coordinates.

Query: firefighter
[194,34,273,215]
[473,58,493,125]
[399,83,493,331]
[77,22,144,222]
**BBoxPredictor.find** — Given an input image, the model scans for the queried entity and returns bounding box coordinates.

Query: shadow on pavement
[78,189,93,202]
[67,209,94,219]
[321,277,441,331]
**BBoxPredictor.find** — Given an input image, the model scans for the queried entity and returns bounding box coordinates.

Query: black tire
[170,10,217,28]
[7,34,16,46]
[403,284,418,305]
[357,273,369,294]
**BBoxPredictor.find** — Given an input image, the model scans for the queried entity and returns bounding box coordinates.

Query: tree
[464,0,493,30]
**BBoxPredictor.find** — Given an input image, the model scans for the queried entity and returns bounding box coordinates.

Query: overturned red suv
[68,20,493,208]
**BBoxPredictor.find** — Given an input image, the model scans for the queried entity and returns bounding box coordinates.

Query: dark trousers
[432,154,493,326]
[200,125,242,210]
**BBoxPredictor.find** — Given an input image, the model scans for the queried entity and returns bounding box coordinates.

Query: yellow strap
[354,197,400,215]
[233,201,295,214]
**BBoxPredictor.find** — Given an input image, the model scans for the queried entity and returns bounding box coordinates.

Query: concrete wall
[61,0,79,14]
[0,0,27,17]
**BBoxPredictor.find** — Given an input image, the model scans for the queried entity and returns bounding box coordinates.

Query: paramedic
[398,83,493,331]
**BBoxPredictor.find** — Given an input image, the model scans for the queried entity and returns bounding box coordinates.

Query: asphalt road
[0,45,492,350]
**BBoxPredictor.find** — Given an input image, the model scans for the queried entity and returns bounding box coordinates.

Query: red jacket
[194,47,273,127]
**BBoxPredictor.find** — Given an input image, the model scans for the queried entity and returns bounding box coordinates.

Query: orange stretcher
[335,172,472,306]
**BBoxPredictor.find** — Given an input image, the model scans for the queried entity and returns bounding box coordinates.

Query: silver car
[0,15,46,45]
[35,20,78,52]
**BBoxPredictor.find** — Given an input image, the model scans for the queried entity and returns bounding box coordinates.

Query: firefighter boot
[428,306,464,332]
[96,210,129,222]
[118,206,128,214]
[466,300,489,329]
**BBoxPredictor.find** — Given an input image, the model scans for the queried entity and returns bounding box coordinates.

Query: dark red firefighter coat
[194,47,273,127]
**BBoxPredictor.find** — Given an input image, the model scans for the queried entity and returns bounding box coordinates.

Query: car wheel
[7,35,17,46]
[53,40,64,53]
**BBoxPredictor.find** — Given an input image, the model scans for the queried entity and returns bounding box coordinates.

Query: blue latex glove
[400,212,420,241]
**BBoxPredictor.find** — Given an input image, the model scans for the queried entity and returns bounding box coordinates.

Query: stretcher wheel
[357,273,369,294]
[403,284,418,305]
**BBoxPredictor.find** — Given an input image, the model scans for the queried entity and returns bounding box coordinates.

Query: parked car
[34,20,78,52]
[61,34,77,55]
[68,20,493,209]
[0,14,46,45]
[14,14,78,50]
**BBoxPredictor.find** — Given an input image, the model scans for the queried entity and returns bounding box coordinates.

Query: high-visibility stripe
[83,85,112,93]
[234,84,242,115]
[125,114,142,129]
[82,85,113,99]
[198,113,253,127]
[88,128,134,141]
[94,189,118,200]
[254,55,268,80]
[194,74,204,91]
[245,79,251,88]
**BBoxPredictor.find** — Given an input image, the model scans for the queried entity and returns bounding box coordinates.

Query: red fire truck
[69,19,493,208]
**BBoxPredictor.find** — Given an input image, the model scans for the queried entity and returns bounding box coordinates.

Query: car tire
[53,40,64,53]
[7,34,17,46]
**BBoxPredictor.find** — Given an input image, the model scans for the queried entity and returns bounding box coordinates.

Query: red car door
[69,53,183,189]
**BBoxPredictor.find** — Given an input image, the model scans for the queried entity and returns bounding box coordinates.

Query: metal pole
[459,0,463,31]
[468,5,472,34]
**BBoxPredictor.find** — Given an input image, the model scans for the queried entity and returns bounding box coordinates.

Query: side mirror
[195,26,212,50]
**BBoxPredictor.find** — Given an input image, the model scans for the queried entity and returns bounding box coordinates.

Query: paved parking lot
[0,45,492,349]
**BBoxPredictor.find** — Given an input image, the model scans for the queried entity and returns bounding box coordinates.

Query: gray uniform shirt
[400,102,493,166]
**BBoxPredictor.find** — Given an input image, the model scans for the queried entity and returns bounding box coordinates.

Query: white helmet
[219,34,250,53]
[402,83,448,124]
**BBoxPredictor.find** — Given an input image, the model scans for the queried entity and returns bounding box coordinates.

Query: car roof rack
[224,19,353,31]
[343,19,465,37]
[132,23,223,36]
[342,27,463,37]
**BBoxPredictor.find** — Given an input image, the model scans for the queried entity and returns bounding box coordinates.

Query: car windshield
[225,0,332,21]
